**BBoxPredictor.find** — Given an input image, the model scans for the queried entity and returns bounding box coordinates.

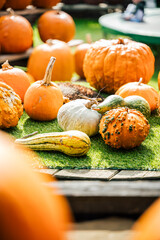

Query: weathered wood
[0,48,33,64]
[55,169,119,180]
[111,170,160,180]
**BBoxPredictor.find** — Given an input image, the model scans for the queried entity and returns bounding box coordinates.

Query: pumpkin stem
[118,38,125,44]
[42,57,56,86]
[1,60,13,71]
[138,77,143,85]
[6,8,15,15]
[86,33,92,44]
[81,95,100,109]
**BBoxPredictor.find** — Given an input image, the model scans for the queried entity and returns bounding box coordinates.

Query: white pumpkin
[57,99,102,136]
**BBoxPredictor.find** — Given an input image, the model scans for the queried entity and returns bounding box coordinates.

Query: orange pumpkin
[116,78,159,111]
[0,0,6,9]
[27,39,74,82]
[4,0,32,9]
[0,9,33,53]
[158,71,160,90]
[83,38,155,93]
[0,60,30,103]
[32,0,60,8]
[26,72,35,84]
[24,57,64,121]
[38,10,75,43]
[0,130,72,240]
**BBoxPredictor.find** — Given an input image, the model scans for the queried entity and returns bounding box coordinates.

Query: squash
[38,10,75,43]
[15,130,91,156]
[99,107,150,149]
[32,0,60,8]
[0,0,6,9]
[27,39,74,82]
[116,78,159,111]
[24,57,63,121]
[0,81,23,128]
[4,0,32,9]
[124,95,151,118]
[0,130,71,240]
[0,60,30,103]
[92,95,125,114]
[26,72,35,84]
[83,38,155,93]
[57,99,102,136]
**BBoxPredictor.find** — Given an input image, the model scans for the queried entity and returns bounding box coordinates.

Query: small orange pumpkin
[0,0,6,9]
[32,0,60,8]
[26,72,35,84]
[4,0,32,9]
[27,39,74,82]
[0,61,30,103]
[116,78,159,111]
[0,9,33,54]
[24,57,64,121]
[38,10,75,43]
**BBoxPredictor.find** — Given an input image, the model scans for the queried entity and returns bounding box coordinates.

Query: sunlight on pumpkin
[0,130,72,240]
[131,198,160,240]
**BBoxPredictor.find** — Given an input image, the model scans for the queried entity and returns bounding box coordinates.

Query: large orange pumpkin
[0,130,72,240]
[115,78,159,111]
[0,0,6,9]
[0,60,30,103]
[38,10,75,43]
[24,57,64,121]
[83,38,155,93]
[32,0,60,8]
[27,39,74,82]
[4,0,32,9]
[0,9,33,53]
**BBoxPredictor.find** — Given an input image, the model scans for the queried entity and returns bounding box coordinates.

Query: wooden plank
[111,170,160,180]
[55,169,119,180]
[0,48,33,64]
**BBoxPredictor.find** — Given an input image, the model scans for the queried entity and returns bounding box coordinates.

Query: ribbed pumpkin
[0,9,33,53]
[0,130,71,240]
[0,81,23,128]
[38,10,75,43]
[4,0,32,9]
[116,78,159,111]
[0,61,30,103]
[24,57,64,121]
[26,72,35,84]
[83,38,155,93]
[0,0,6,9]
[99,107,150,149]
[32,0,60,8]
[27,39,74,82]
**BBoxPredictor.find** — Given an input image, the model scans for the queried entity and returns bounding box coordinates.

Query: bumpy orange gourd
[27,39,74,82]
[32,0,60,8]
[24,57,64,121]
[116,78,159,111]
[38,10,75,43]
[0,130,71,240]
[0,9,33,53]
[99,107,150,149]
[0,81,23,128]
[83,38,155,93]
[0,0,6,9]
[4,0,32,9]
[0,61,30,103]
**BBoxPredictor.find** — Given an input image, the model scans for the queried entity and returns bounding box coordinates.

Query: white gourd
[57,99,102,136]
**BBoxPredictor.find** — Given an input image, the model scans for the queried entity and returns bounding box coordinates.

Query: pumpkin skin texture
[0,61,30,103]
[0,81,23,128]
[83,38,155,93]
[0,0,6,9]
[99,107,150,149]
[24,57,64,121]
[27,40,74,82]
[0,131,71,240]
[38,10,75,43]
[4,0,32,10]
[116,78,159,112]
[32,0,60,8]
[0,9,33,53]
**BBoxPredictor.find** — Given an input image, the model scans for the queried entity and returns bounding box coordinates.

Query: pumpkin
[99,107,150,149]
[0,0,6,9]
[0,130,71,240]
[158,71,160,90]
[24,57,63,121]
[83,38,155,93]
[0,9,33,54]
[27,39,74,82]
[0,81,23,128]
[116,78,159,111]
[0,60,30,103]
[4,0,32,9]
[57,99,102,136]
[38,10,75,43]
[124,95,151,119]
[32,0,60,8]
[26,72,35,84]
